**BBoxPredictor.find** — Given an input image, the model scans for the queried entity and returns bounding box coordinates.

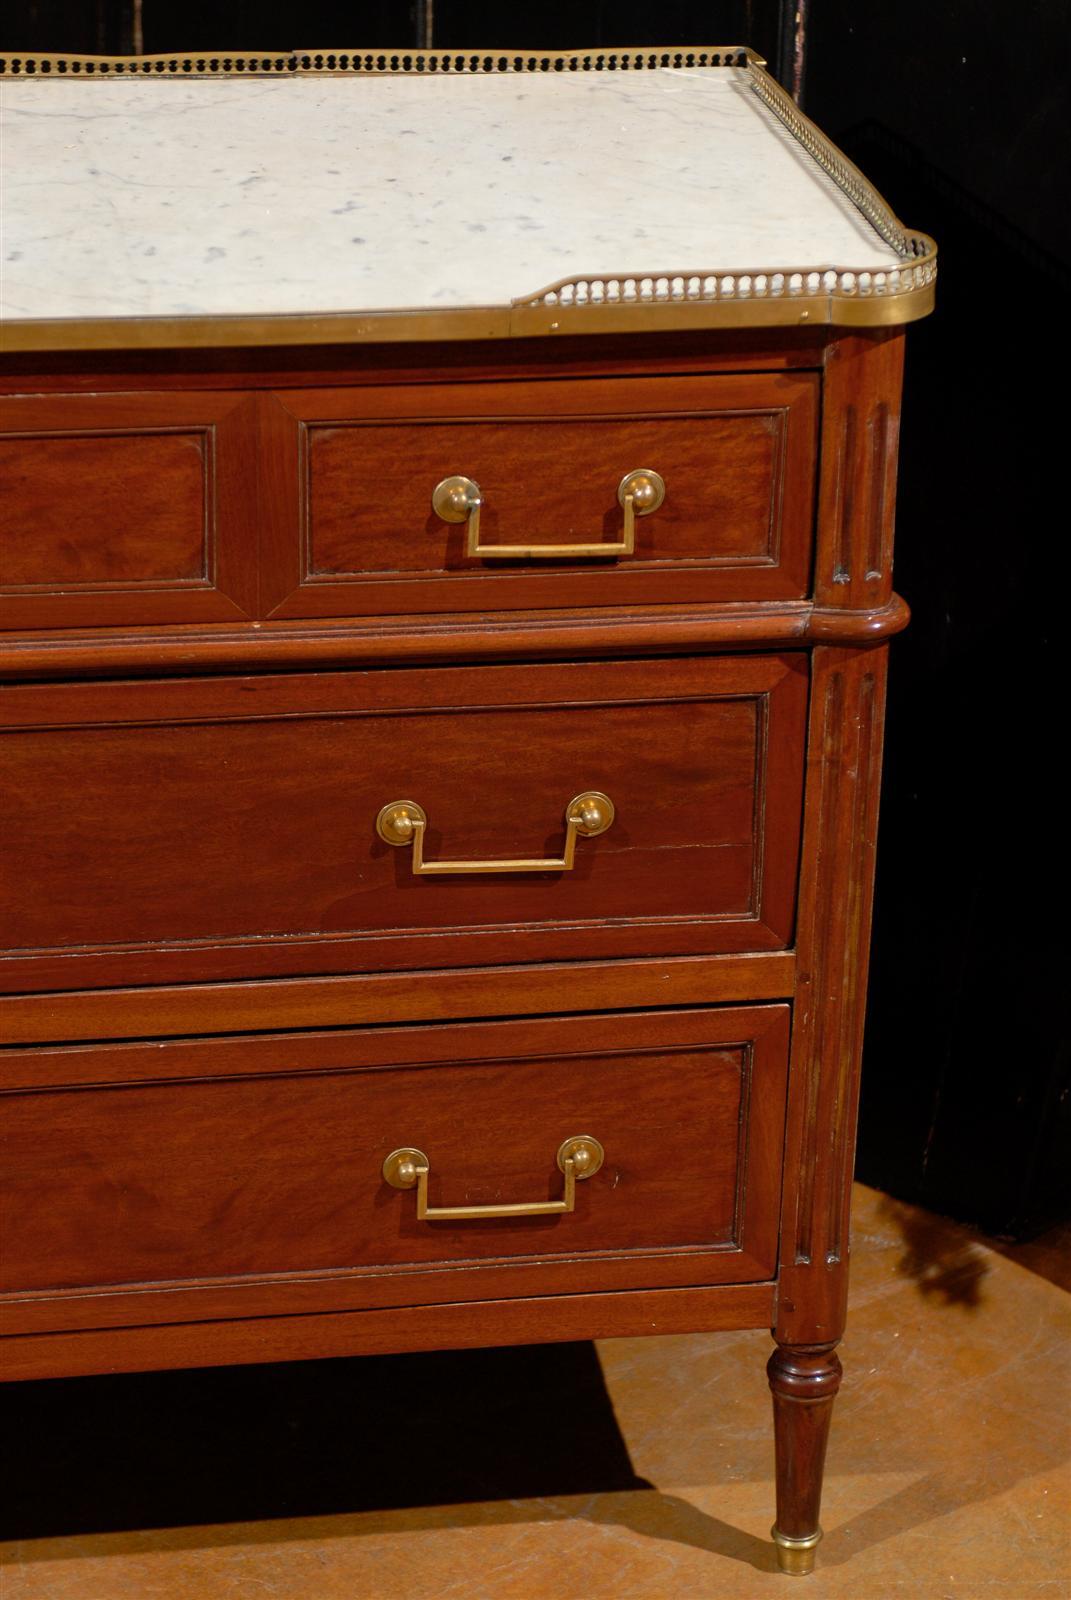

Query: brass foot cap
[772,1526,822,1576]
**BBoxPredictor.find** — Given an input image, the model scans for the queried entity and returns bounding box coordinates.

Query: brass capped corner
[771,1526,822,1576]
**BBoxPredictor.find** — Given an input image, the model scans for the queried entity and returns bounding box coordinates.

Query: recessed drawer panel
[0,1006,789,1335]
[0,654,807,993]
[261,372,817,617]
[0,392,257,628]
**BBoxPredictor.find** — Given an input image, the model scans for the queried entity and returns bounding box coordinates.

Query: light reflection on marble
[1,69,904,323]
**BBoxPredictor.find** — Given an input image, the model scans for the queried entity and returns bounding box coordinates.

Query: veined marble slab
[0,69,905,325]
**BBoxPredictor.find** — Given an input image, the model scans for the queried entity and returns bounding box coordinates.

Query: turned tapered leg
[767,1343,843,1575]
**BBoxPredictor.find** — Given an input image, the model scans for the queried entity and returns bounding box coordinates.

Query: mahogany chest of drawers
[0,47,935,1577]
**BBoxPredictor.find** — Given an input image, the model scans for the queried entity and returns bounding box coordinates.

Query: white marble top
[0,69,905,326]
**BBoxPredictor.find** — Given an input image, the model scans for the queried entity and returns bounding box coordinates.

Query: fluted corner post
[814,329,905,613]
[767,328,907,1575]
[768,1344,844,1574]
[777,637,890,1337]
[765,636,889,1573]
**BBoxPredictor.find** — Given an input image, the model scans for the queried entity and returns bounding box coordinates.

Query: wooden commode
[0,47,936,1577]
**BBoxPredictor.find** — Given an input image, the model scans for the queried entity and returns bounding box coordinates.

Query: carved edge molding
[775,644,888,1346]
[767,1344,843,1402]
[0,596,910,680]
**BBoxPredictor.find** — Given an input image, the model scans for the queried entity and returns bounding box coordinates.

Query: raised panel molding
[0,392,258,627]
[0,426,211,590]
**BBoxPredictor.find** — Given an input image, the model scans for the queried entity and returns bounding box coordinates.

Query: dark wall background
[2,2,789,66]
[4,2,1069,1236]
[803,2,1070,1237]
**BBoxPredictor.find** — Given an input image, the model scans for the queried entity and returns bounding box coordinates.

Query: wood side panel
[0,1008,789,1334]
[0,654,807,992]
[816,332,905,610]
[775,644,889,1345]
[262,373,817,617]
[0,951,796,1045]
[0,392,258,627]
[0,1282,777,1382]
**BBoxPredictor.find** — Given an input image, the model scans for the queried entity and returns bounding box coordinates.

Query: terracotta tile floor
[2,1184,1069,1599]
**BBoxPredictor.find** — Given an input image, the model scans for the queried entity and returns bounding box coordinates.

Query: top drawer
[261,371,818,618]
[0,371,817,629]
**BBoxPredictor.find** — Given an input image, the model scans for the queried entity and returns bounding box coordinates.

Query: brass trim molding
[520,57,937,325]
[0,47,936,349]
[0,46,755,77]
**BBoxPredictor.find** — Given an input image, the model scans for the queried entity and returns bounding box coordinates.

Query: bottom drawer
[0,1006,788,1338]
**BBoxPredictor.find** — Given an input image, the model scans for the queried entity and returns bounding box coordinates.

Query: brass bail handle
[382,1135,605,1220]
[376,790,614,875]
[431,468,665,559]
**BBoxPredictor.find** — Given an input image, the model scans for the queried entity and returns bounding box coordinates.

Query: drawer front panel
[0,654,807,992]
[0,393,257,628]
[262,372,817,616]
[0,1007,788,1333]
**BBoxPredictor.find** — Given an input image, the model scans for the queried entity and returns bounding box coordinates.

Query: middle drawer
[1,653,807,993]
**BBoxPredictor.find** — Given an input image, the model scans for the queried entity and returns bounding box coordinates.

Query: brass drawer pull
[431,468,665,559]
[382,1135,605,1220]
[376,790,614,875]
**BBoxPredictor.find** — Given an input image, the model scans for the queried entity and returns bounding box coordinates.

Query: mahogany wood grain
[768,1344,844,1549]
[0,1005,785,1091]
[0,1281,776,1383]
[0,328,828,395]
[261,372,817,617]
[0,950,796,1045]
[815,331,905,611]
[0,1006,788,1337]
[0,654,807,993]
[2,434,204,585]
[0,594,910,682]
[0,392,258,628]
[0,320,913,1578]
[775,643,890,1347]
